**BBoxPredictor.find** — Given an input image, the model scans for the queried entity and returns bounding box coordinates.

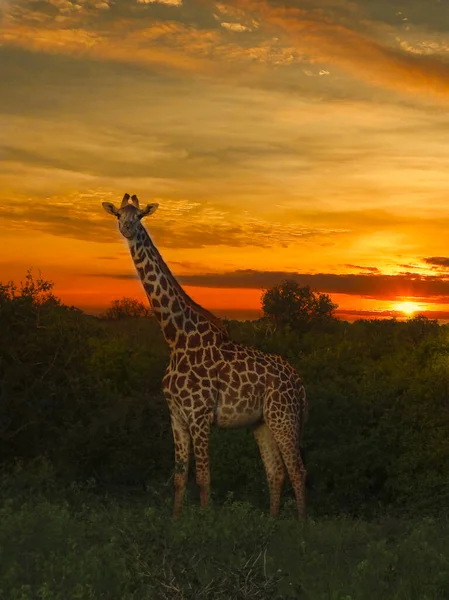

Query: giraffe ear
[139,203,159,218]
[102,202,119,216]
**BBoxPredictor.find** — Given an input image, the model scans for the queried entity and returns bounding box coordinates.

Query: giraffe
[102,194,308,518]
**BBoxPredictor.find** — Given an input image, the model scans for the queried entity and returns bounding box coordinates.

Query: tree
[261,280,338,331]
[99,297,153,320]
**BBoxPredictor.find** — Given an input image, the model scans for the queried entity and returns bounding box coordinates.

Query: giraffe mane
[166,268,228,335]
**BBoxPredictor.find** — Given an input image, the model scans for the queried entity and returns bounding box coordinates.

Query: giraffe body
[102,195,308,518]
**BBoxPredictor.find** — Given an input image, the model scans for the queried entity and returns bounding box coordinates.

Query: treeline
[1,273,449,518]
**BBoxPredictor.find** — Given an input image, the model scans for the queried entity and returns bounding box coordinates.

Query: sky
[2,0,449,321]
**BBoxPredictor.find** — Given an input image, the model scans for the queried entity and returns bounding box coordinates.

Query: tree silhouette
[99,297,153,320]
[261,280,338,331]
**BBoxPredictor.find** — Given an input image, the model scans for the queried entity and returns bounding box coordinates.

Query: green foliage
[0,272,170,484]
[2,272,449,519]
[261,280,338,332]
[2,470,449,599]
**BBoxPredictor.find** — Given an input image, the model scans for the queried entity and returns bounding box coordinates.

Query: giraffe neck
[128,225,226,350]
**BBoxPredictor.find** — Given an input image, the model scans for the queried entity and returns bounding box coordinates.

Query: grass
[2,467,449,600]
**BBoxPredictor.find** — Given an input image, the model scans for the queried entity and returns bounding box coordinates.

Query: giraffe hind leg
[253,422,285,517]
[265,395,307,519]
[189,418,211,508]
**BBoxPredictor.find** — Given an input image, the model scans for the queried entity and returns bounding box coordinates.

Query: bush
[2,272,449,517]
[2,470,449,600]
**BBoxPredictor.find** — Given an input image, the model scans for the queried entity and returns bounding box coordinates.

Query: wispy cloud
[344,264,380,273]
[137,0,182,5]
[230,0,449,99]
[0,192,349,249]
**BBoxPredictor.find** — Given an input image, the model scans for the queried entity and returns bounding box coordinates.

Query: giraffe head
[102,194,159,239]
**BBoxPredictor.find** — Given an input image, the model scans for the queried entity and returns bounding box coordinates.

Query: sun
[394,301,422,316]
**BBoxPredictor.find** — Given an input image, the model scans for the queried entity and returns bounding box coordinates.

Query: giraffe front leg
[170,415,191,519]
[190,419,211,508]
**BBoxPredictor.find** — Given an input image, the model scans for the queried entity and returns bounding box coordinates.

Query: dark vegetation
[1,272,449,598]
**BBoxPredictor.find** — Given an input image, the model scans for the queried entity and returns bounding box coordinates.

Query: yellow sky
[2,0,449,319]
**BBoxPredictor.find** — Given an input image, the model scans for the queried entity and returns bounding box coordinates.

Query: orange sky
[2,0,449,320]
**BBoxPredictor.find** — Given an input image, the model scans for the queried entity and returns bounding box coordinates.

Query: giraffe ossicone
[102,194,308,518]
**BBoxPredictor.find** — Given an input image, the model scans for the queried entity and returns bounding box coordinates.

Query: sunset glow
[393,302,423,317]
[2,1,449,320]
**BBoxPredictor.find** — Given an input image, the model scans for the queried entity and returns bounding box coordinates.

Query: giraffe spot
[197,321,209,334]
[160,275,167,289]
[137,267,145,280]
[203,332,214,346]
[231,372,241,388]
[196,366,207,377]
[148,273,157,282]
[235,362,245,373]
[155,285,161,296]
[152,298,161,308]
[144,262,154,274]
[184,320,195,334]
[188,371,201,390]
[178,357,189,373]
[177,333,187,348]
[188,333,200,348]
[172,299,181,314]
[195,348,204,364]
[144,282,154,294]
[248,372,258,384]
[164,320,177,342]
[255,362,265,375]
[255,382,265,395]
[161,295,170,308]
[211,347,221,362]
[241,383,252,397]
[177,375,186,389]
[175,315,184,330]
[219,363,231,380]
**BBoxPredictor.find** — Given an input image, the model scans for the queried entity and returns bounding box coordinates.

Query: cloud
[86,272,139,279]
[344,264,380,273]
[336,308,449,321]
[423,257,449,268]
[231,0,449,99]
[137,0,182,5]
[221,22,252,32]
[0,1,301,74]
[176,269,449,300]
[0,192,349,248]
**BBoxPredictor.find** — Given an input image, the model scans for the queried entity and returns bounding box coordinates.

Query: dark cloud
[177,269,449,300]
[85,272,138,280]
[336,308,449,321]
[344,264,380,272]
[423,257,449,268]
